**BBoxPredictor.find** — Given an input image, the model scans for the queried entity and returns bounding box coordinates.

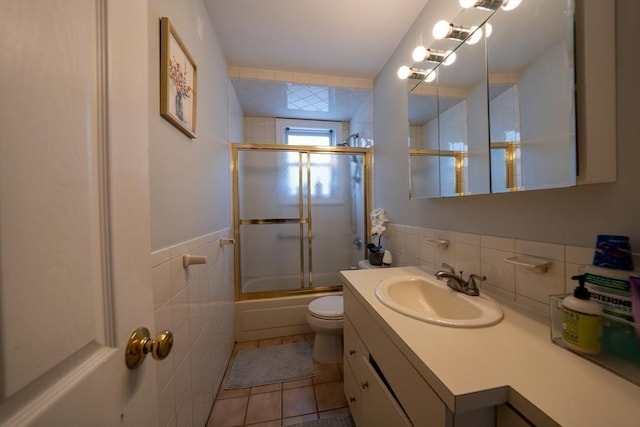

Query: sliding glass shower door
[232,144,371,300]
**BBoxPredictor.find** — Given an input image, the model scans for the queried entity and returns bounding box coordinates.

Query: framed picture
[160,17,197,138]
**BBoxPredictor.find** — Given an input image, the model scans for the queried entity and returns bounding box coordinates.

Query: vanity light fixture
[485,23,493,38]
[432,20,471,41]
[433,20,482,45]
[466,26,483,45]
[501,0,522,11]
[459,0,521,11]
[397,66,436,82]
[412,46,457,66]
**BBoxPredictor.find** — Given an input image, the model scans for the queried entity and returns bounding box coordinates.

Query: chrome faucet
[435,264,485,296]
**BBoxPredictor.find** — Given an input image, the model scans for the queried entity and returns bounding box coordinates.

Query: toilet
[306,295,344,363]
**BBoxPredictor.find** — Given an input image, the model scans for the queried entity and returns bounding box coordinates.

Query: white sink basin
[374,274,503,328]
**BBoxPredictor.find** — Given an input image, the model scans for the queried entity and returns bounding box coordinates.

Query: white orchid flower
[369,208,389,241]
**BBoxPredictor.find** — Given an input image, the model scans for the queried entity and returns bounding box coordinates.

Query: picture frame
[160,17,197,138]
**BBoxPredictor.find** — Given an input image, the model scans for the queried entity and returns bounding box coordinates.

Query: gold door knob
[125,327,173,369]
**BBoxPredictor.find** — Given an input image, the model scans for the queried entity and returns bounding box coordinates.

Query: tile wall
[383,224,639,320]
[150,228,235,427]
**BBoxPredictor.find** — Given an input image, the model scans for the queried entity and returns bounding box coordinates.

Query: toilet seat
[308,295,343,320]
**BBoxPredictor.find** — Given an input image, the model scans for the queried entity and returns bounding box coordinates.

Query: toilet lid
[309,296,343,319]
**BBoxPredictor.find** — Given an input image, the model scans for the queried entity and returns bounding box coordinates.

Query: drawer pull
[349,397,357,403]
[349,349,356,355]
[360,381,369,390]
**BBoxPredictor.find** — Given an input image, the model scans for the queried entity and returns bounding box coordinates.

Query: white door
[0,1,160,426]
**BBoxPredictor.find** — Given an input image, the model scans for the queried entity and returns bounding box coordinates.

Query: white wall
[147,1,235,426]
[148,0,231,251]
[373,0,640,248]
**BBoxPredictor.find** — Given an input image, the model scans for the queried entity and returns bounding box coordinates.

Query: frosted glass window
[285,128,334,198]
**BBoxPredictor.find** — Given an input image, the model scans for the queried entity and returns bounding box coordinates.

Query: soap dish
[504,255,551,273]
[424,238,449,249]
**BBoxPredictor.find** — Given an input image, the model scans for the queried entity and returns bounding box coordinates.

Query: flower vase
[368,251,384,266]
[175,93,184,121]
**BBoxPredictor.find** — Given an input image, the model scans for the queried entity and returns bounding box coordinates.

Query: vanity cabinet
[496,404,533,427]
[343,286,449,426]
[344,318,412,426]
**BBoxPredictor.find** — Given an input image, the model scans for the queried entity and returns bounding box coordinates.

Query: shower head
[339,133,359,147]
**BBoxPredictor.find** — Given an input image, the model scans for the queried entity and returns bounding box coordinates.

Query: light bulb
[485,23,493,38]
[443,51,457,66]
[466,26,483,45]
[412,45,427,62]
[397,66,411,80]
[459,0,477,8]
[501,0,522,11]
[432,20,451,40]
[425,69,437,83]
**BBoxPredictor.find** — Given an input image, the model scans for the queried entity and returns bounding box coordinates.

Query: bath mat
[225,342,313,389]
[290,415,355,427]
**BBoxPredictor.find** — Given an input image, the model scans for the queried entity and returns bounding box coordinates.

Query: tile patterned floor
[207,334,349,427]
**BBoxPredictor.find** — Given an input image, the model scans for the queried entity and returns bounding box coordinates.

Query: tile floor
[207,334,350,427]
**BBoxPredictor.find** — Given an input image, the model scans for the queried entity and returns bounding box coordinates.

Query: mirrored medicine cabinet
[407,0,614,199]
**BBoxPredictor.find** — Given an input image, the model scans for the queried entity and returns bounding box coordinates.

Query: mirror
[408,0,576,198]
[487,0,576,192]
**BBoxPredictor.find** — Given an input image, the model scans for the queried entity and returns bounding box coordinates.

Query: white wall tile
[158,376,177,427]
[152,260,172,309]
[175,390,193,427]
[454,242,481,276]
[172,286,190,332]
[435,245,455,269]
[171,256,188,296]
[480,281,515,303]
[420,228,436,238]
[455,231,480,246]
[420,238,437,264]
[151,247,172,267]
[515,261,565,303]
[565,245,593,265]
[481,247,516,292]
[404,253,420,266]
[257,68,276,80]
[516,240,564,261]
[150,229,234,427]
[564,263,586,293]
[481,235,515,252]
[405,232,420,258]
[405,225,421,236]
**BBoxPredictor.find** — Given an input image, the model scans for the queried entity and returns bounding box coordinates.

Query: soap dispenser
[382,250,392,267]
[562,275,602,355]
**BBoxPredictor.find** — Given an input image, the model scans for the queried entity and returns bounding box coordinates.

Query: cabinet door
[343,361,363,426]
[344,316,368,377]
[360,356,413,427]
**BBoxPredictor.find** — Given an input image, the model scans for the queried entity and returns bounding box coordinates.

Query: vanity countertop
[341,266,640,427]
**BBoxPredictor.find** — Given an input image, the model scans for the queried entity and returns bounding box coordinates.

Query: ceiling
[203,0,429,79]
[231,78,372,121]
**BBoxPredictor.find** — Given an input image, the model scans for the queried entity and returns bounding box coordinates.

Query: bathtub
[235,271,342,342]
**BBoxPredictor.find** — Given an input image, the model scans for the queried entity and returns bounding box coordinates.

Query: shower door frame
[231,143,372,301]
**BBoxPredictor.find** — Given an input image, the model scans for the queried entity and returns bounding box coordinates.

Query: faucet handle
[441,262,455,273]
[468,274,486,286]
